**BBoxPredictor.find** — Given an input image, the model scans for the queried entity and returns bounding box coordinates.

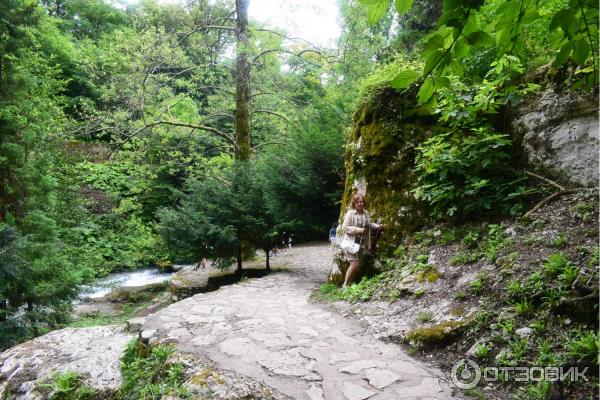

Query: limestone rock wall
[340,84,598,253]
[510,85,598,187]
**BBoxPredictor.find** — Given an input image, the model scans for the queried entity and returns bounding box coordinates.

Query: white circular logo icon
[451,359,481,389]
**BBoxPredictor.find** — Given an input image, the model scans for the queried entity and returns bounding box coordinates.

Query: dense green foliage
[359,0,598,99]
[412,55,539,218]
[0,0,348,348]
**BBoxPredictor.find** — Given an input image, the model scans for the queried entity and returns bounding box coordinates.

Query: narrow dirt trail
[141,243,458,400]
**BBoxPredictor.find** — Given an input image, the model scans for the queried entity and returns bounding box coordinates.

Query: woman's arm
[342,211,364,235]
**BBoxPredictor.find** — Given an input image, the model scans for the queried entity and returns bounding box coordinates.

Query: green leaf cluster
[359,0,599,102]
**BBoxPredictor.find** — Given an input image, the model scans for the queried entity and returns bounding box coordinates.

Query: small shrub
[413,287,425,298]
[474,343,491,360]
[514,382,551,400]
[535,340,563,366]
[565,329,599,365]
[119,340,190,400]
[438,227,461,244]
[524,271,545,296]
[45,371,95,400]
[508,337,529,362]
[470,272,489,295]
[550,232,567,248]
[462,230,480,248]
[416,310,434,323]
[497,319,516,336]
[543,253,568,277]
[318,283,344,302]
[558,263,580,287]
[541,288,564,308]
[589,246,599,268]
[454,290,467,300]
[341,275,384,303]
[573,200,596,221]
[514,299,533,316]
[451,251,480,265]
[506,279,523,300]
[388,289,401,302]
[484,224,511,262]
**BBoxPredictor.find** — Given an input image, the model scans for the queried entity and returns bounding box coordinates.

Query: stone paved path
[140,243,457,400]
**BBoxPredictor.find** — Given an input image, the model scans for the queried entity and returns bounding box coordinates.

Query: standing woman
[341,193,383,289]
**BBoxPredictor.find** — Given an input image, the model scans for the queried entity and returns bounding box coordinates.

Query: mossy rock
[103,282,168,303]
[406,320,470,346]
[340,86,445,254]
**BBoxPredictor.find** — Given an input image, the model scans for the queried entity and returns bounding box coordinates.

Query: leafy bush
[412,56,538,219]
[412,128,532,219]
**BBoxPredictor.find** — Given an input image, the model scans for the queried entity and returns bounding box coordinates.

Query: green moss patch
[406,320,469,346]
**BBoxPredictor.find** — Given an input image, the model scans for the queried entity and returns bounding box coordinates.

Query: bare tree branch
[251,141,286,150]
[251,109,291,124]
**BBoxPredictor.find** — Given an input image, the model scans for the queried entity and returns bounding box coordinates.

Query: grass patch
[43,371,96,400]
[416,310,434,323]
[318,274,384,303]
[119,340,190,399]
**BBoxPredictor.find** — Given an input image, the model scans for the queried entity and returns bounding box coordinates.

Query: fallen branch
[524,170,566,191]
[521,189,577,220]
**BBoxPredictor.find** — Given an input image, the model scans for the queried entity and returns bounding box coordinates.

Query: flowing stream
[79,267,179,301]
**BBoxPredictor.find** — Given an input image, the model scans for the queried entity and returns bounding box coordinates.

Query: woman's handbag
[339,236,360,254]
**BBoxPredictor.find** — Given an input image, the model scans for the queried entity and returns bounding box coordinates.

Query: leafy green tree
[358,0,598,100]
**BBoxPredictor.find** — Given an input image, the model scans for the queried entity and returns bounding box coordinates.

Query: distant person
[281,232,289,253]
[341,193,383,289]
[287,233,294,254]
[329,224,337,243]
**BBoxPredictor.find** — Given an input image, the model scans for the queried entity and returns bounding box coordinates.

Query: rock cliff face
[510,85,599,187]
[339,86,442,252]
[340,84,598,252]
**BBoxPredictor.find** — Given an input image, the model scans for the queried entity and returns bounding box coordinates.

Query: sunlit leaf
[417,78,435,104]
[359,0,390,25]
[466,31,494,47]
[573,39,590,65]
[521,11,541,23]
[390,70,419,89]
[394,0,414,16]
[454,37,470,59]
[424,49,443,74]
[550,8,573,31]
[554,42,573,66]
[435,76,451,88]
[424,34,445,51]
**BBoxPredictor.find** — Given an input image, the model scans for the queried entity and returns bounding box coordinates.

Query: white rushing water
[79,268,176,300]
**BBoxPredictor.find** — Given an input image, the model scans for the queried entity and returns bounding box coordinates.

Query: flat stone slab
[365,368,401,389]
[0,325,133,399]
[342,381,377,400]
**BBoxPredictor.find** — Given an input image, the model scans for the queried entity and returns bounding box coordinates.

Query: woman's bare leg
[343,260,360,288]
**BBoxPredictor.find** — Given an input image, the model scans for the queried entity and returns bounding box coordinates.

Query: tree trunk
[236,245,243,274]
[265,247,271,272]
[0,299,6,322]
[234,0,251,161]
